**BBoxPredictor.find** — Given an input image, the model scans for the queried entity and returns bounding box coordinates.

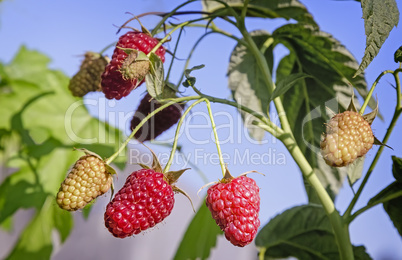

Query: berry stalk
[238,17,292,135]
[163,98,206,173]
[359,70,394,115]
[106,96,199,165]
[205,99,226,177]
[150,0,198,35]
[148,18,205,58]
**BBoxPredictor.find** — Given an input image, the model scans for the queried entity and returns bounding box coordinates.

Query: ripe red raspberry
[130,93,184,141]
[206,175,261,247]
[104,169,174,238]
[56,155,113,211]
[320,111,374,167]
[101,31,166,100]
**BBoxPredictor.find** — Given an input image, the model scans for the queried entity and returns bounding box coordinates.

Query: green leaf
[0,164,48,224]
[383,196,402,237]
[270,73,311,101]
[347,157,365,185]
[353,246,373,260]
[5,197,54,260]
[174,201,223,260]
[256,204,371,259]
[392,156,402,183]
[228,30,273,141]
[368,181,402,206]
[202,0,317,27]
[0,46,126,255]
[53,206,73,243]
[394,46,402,63]
[273,23,373,200]
[354,0,400,76]
[182,64,205,88]
[256,204,339,259]
[146,52,164,99]
[0,215,13,231]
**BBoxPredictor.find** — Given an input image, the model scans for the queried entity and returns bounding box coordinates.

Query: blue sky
[1,0,402,259]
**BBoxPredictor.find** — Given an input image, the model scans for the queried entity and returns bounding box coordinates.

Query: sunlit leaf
[53,206,74,243]
[347,157,365,185]
[146,52,164,99]
[0,46,126,256]
[5,198,54,260]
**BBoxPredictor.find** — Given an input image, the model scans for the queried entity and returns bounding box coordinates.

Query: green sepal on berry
[141,144,194,210]
[56,148,117,211]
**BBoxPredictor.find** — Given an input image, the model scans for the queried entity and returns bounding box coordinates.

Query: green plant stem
[165,27,184,82]
[344,70,402,222]
[150,0,197,35]
[395,68,402,108]
[359,70,393,115]
[235,8,353,258]
[150,10,242,56]
[239,23,292,134]
[279,134,354,260]
[240,0,250,21]
[99,41,117,55]
[191,88,283,136]
[205,99,226,177]
[149,21,192,55]
[105,96,199,165]
[348,189,402,223]
[163,98,206,173]
[258,248,267,260]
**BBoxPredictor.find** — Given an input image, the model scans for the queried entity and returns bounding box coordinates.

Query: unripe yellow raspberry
[320,111,374,167]
[56,155,112,211]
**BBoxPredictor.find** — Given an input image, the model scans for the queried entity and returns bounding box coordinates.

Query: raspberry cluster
[320,111,374,167]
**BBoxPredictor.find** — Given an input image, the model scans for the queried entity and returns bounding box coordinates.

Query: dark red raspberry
[206,175,260,247]
[104,169,174,238]
[101,32,166,100]
[130,93,184,141]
